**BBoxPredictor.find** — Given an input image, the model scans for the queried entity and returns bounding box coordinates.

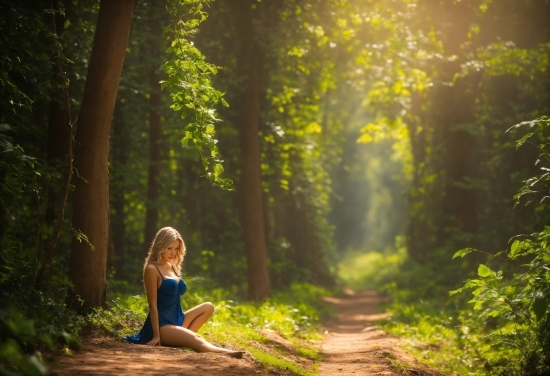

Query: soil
[319,289,444,376]
[50,290,444,375]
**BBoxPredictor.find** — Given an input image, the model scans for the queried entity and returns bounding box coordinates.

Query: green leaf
[452,248,474,260]
[510,240,520,257]
[181,132,192,147]
[214,163,224,177]
[533,292,548,322]
[71,228,95,251]
[473,300,484,310]
[449,287,465,297]
[485,309,502,318]
[477,264,492,278]
[472,287,484,297]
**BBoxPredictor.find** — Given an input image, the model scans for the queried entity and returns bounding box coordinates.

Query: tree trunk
[232,0,270,300]
[67,0,134,311]
[110,99,128,278]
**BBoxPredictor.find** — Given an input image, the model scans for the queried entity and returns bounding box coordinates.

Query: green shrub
[450,116,550,375]
[0,261,84,375]
[451,226,550,375]
[377,117,550,376]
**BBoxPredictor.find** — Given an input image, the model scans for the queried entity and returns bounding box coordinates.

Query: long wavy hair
[143,227,186,275]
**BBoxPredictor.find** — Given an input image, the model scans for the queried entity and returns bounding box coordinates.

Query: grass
[244,346,317,376]
[337,242,406,291]
[337,249,478,373]
[296,346,322,360]
[382,351,409,373]
[337,247,532,376]
[90,282,333,375]
[379,300,533,376]
[379,303,478,375]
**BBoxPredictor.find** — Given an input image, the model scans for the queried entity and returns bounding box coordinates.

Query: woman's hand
[147,336,161,346]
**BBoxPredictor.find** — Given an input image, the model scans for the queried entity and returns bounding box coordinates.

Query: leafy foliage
[450,117,550,375]
[0,127,40,201]
[337,239,407,291]
[0,259,84,375]
[0,307,49,376]
[507,116,550,208]
[162,0,231,189]
[372,117,550,375]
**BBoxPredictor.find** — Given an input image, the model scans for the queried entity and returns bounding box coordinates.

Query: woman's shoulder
[144,263,160,275]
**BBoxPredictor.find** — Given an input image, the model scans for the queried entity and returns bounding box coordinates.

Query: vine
[162,0,232,189]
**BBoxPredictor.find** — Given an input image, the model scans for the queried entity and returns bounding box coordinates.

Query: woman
[123,227,242,358]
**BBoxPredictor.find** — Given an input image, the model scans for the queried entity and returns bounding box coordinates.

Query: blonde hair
[143,227,186,275]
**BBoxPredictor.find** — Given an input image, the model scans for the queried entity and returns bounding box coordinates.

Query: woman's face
[160,239,180,265]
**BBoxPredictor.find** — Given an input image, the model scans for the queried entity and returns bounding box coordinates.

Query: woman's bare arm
[144,264,161,346]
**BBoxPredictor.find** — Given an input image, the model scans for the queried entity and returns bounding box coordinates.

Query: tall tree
[109,98,128,278]
[405,0,550,264]
[67,0,135,310]
[231,0,271,300]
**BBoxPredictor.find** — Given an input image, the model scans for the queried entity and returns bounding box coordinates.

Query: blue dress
[123,264,187,344]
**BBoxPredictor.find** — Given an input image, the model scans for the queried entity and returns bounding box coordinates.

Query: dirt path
[319,290,442,376]
[50,290,442,375]
[50,331,268,376]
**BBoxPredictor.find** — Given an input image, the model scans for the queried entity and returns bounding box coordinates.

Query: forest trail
[51,291,442,376]
[319,290,443,376]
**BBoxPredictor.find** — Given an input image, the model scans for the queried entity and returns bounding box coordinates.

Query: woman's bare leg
[159,325,243,358]
[182,302,215,332]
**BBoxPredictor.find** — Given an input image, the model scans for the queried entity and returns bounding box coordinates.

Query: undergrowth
[0,259,85,376]
[338,237,407,291]
[89,282,332,376]
[339,247,520,375]
[339,117,550,376]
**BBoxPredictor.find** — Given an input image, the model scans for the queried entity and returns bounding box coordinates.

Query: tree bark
[110,99,128,278]
[67,0,134,311]
[232,0,270,300]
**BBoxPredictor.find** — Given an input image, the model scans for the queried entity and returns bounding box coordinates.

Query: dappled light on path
[320,290,442,376]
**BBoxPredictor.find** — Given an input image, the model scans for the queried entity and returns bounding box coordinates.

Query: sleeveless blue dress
[123,265,187,344]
